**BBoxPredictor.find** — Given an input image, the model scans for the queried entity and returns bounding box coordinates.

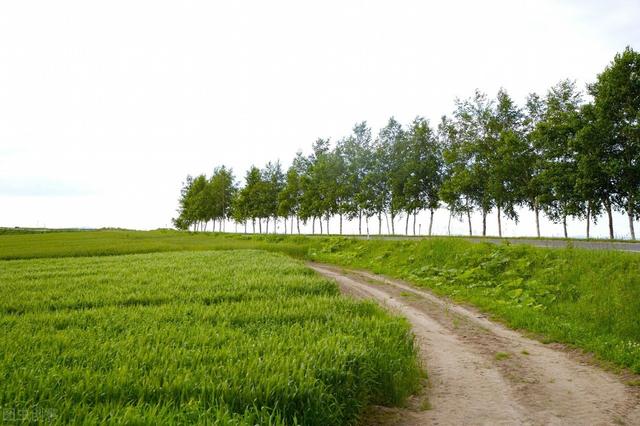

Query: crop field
[0,249,420,424]
[2,229,640,423]
[3,229,639,374]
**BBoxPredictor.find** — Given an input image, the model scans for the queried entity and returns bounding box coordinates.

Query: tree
[173,175,195,230]
[521,93,546,237]
[486,89,529,237]
[335,122,373,234]
[237,166,265,233]
[574,103,610,238]
[404,117,443,235]
[439,116,472,235]
[378,117,405,234]
[207,166,236,232]
[278,165,302,234]
[262,161,285,233]
[441,91,494,236]
[589,46,640,240]
[534,80,585,238]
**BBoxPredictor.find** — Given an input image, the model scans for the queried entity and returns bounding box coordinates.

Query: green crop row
[0,250,421,425]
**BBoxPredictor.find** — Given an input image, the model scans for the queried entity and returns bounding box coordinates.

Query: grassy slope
[2,230,639,373]
[309,238,640,373]
[0,250,419,425]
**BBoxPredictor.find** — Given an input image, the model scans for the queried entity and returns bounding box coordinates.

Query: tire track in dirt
[309,263,640,426]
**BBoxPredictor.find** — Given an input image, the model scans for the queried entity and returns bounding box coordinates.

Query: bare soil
[309,263,640,426]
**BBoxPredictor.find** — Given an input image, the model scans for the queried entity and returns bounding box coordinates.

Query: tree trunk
[413,213,417,236]
[339,214,343,235]
[629,197,636,240]
[326,216,330,235]
[266,218,269,234]
[391,212,395,235]
[563,215,568,238]
[366,216,370,236]
[405,213,410,235]
[467,209,472,236]
[358,211,362,235]
[586,203,591,239]
[429,209,434,236]
[297,216,300,235]
[385,213,390,234]
[259,219,262,234]
[319,217,323,235]
[497,205,502,238]
[252,219,255,234]
[447,210,452,236]
[534,200,541,238]
[482,209,487,237]
[378,213,382,235]
[312,217,315,235]
[606,198,615,239]
[244,221,247,234]
[284,217,287,235]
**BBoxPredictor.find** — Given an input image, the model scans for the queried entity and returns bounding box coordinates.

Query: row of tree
[173,47,640,240]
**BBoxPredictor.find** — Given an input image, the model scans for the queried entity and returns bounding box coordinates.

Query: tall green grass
[2,229,639,372]
[0,250,420,424]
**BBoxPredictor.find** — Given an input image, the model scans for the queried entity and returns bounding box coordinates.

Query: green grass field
[3,229,639,373]
[2,229,640,423]
[0,249,420,424]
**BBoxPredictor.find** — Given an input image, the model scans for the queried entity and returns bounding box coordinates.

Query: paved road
[353,235,640,252]
[466,237,640,252]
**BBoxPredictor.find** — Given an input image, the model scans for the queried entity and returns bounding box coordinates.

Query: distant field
[0,250,420,424]
[0,229,313,260]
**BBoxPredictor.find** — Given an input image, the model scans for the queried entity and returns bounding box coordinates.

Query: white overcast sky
[1,0,639,236]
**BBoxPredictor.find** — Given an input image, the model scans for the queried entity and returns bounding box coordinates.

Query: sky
[1,0,639,237]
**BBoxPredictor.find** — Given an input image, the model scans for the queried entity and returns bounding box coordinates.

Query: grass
[309,237,640,373]
[2,228,640,405]
[3,230,640,374]
[0,229,314,260]
[0,250,420,424]
[495,352,511,361]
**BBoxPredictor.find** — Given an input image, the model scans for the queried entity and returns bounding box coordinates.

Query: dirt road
[310,263,640,426]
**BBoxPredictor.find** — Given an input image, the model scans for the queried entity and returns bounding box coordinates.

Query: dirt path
[309,263,640,426]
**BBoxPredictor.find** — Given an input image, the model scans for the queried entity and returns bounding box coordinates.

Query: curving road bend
[310,263,640,426]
